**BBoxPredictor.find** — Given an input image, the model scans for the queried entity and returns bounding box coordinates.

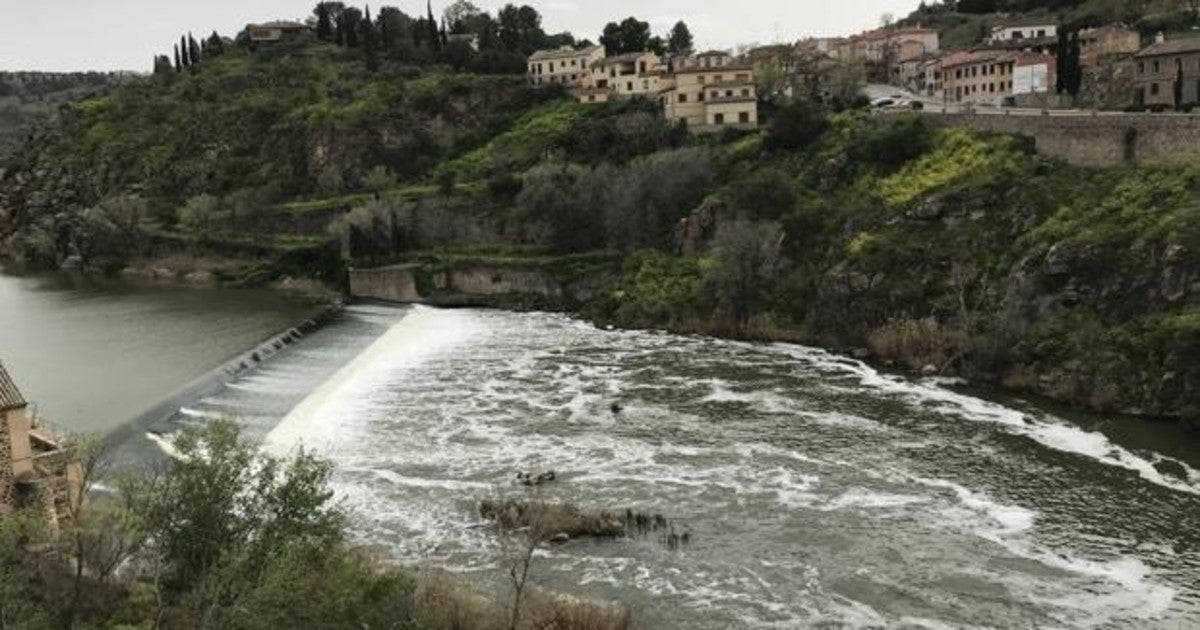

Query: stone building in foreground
[1,362,82,533]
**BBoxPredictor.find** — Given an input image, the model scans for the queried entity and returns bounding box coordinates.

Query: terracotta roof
[529,45,603,61]
[250,20,307,30]
[1136,38,1200,57]
[0,361,28,412]
[674,63,755,75]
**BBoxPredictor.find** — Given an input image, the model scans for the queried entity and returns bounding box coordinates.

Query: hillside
[0,71,132,166]
[3,14,1200,428]
[903,0,1200,48]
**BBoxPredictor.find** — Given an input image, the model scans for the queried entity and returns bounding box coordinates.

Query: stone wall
[920,112,1200,167]
[348,259,617,308]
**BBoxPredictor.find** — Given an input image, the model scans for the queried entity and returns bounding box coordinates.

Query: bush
[764,102,829,152]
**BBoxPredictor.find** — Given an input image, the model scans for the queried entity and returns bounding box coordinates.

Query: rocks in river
[921,364,939,377]
[516,470,557,486]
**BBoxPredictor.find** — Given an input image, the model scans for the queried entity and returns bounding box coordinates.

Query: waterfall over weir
[132,304,1200,628]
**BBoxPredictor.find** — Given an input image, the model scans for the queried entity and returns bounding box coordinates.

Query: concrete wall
[921,112,1200,166]
[349,261,615,308]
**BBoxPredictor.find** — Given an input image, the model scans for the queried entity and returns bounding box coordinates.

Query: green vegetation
[5,1,1200,426]
[0,422,633,629]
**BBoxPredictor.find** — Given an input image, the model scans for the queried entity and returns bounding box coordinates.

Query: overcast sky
[1,0,921,72]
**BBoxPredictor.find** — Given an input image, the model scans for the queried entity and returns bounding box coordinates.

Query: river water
[5,274,1200,628]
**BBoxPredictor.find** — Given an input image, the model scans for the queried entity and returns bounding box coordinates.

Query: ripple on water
[218,306,1200,628]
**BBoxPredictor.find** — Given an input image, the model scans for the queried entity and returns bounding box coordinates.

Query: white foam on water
[773,343,1200,497]
[145,431,183,460]
[822,488,929,512]
[264,305,481,454]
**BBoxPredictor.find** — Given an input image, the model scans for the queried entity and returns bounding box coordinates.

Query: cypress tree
[188,32,201,67]
[426,1,441,53]
[174,44,182,72]
[180,35,190,67]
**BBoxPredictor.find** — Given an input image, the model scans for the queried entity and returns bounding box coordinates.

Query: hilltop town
[523,0,1200,125]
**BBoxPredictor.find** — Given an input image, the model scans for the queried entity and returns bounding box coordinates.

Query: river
[5,274,1200,628]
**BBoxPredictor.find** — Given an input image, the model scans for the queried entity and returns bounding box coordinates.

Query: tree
[153,54,173,75]
[338,7,363,47]
[125,421,344,591]
[173,44,182,72]
[187,33,201,67]
[668,20,693,55]
[444,0,483,31]
[361,5,380,70]
[179,194,220,232]
[426,0,441,53]
[204,31,225,57]
[179,35,189,67]
[704,219,787,322]
[600,17,651,55]
[497,4,545,54]
[315,2,334,40]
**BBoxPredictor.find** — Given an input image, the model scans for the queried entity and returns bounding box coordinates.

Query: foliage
[878,128,1023,207]
[763,102,829,152]
[608,250,704,326]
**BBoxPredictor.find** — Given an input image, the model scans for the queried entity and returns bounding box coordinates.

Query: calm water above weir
[0,268,319,433]
[6,273,1200,628]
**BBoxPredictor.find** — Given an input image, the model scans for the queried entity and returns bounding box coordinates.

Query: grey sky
[1,1,921,72]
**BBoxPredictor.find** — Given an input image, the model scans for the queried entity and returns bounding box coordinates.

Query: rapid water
[172,304,1197,629]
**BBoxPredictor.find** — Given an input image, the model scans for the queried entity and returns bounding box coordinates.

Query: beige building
[1132,38,1200,108]
[246,21,308,43]
[589,52,664,98]
[1,362,82,533]
[941,51,1018,104]
[989,20,1058,44]
[527,45,606,88]
[661,65,758,132]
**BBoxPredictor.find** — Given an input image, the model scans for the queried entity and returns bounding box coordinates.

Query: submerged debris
[479,499,692,549]
[516,470,557,486]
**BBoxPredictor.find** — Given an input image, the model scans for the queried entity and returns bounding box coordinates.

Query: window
[587,95,595,102]
[715,75,724,82]
[711,91,719,99]
[571,60,576,67]
[626,82,633,91]
[736,73,750,81]
[714,113,725,124]
[726,90,733,97]
[1153,60,1160,73]
[742,89,750,97]
[1037,29,1046,38]
[679,93,688,102]
[549,62,555,72]
[1138,61,1145,74]
[1151,82,1159,95]
[698,75,706,83]
[739,111,750,123]
[955,69,962,79]
[699,92,705,101]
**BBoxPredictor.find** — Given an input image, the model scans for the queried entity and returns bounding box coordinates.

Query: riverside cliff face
[3,37,1199,430]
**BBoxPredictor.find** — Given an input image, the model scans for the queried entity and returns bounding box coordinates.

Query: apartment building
[661,65,758,131]
[1132,37,1200,107]
[589,52,665,98]
[527,45,606,87]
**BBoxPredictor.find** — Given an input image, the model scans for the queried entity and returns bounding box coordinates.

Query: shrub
[764,102,829,152]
